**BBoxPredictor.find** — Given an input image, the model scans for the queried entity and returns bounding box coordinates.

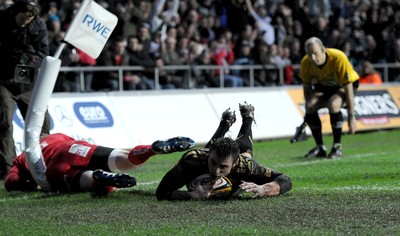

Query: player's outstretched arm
[239,181,281,197]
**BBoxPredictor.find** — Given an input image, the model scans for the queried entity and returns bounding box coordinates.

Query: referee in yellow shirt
[299,37,359,158]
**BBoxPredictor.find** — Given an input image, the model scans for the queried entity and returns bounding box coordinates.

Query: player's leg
[53,168,135,193]
[107,137,195,172]
[326,89,346,158]
[235,102,255,157]
[46,147,136,194]
[62,148,136,194]
[47,168,136,195]
[204,108,236,149]
[89,137,195,195]
[80,169,137,195]
[107,146,157,171]
[304,93,327,157]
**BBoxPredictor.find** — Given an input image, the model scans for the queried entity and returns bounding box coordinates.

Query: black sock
[204,121,230,148]
[305,113,323,145]
[236,117,253,154]
[330,111,343,144]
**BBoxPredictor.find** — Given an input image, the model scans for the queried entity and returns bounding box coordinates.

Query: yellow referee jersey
[299,48,359,86]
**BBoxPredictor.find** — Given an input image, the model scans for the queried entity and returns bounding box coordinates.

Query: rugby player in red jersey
[4,133,195,195]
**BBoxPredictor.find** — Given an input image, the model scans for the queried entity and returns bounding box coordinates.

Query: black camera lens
[19,69,27,77]
[14,65,34,83]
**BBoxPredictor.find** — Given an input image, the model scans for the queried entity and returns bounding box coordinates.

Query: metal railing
[58,63,400,92]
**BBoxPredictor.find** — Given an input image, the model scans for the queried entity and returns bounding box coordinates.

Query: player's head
[305,37,326,66]
[11,0,39,27]
[208,137,240,181]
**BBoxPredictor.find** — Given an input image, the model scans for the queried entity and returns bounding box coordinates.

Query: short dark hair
[209,137,240,162]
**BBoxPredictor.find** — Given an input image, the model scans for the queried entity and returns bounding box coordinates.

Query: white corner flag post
[23,0,118,190]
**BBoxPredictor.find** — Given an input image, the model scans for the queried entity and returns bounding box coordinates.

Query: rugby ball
[186,174,232,197]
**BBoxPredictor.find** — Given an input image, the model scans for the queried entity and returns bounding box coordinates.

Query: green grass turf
[0,129,399,235]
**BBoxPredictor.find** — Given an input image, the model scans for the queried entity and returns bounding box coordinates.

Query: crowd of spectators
[3,0,400,91]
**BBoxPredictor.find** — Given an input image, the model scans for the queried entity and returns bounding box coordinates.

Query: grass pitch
[0,129,399,235]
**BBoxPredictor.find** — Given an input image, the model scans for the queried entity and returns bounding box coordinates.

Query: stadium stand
[6,0,399,91]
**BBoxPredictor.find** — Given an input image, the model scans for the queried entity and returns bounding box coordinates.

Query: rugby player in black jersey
[156,102,292,200]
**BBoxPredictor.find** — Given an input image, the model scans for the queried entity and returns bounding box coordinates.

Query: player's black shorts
[313,80,359,99]
[314,84,341,97]
[87,146,114,171]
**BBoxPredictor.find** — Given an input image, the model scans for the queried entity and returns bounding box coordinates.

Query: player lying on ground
[4,133,195,195]
[156,102,292,200]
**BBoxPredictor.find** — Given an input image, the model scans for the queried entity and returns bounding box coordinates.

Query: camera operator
[0,0,50,179]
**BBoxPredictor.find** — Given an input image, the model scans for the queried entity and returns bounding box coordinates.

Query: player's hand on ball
[190,183,213,200]
[186,174,232,199]
[240,181,280,197]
